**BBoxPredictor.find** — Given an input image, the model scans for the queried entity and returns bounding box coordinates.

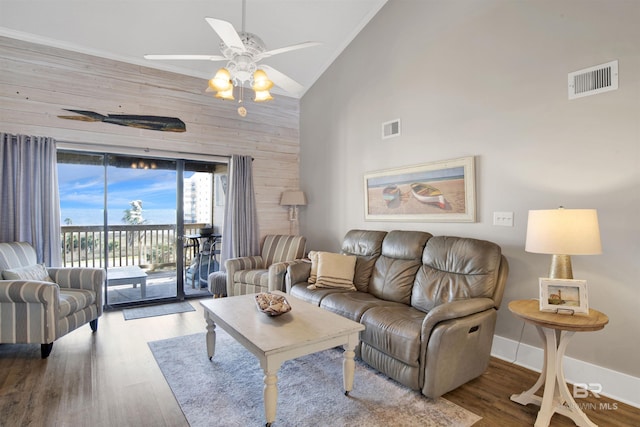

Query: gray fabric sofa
[286,229,509,398]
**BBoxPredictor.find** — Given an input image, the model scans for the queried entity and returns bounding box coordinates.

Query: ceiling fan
[144,0,320,115]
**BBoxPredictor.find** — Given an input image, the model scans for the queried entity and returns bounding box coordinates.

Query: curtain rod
[56,140,233,163]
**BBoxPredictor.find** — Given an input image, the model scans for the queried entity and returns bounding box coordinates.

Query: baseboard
[491,335,640,409]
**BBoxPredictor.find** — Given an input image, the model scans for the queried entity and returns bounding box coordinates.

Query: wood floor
[1,299,638,427]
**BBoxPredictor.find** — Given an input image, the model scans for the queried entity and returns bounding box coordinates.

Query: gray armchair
[224,234,306,297]
[0,242,105,358]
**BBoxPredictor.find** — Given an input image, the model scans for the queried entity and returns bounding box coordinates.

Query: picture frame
[539,278,589,314]
[363,156,476,222]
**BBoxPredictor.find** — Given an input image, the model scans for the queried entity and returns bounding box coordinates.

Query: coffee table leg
[342,334,358,396]
[261,359,282,427]
[204,313,216,360]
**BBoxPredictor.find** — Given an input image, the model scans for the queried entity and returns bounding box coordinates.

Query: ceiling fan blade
[205,17,245,52]
[261,41,321,58]
[144,54,227,61]
[260,65,304,95]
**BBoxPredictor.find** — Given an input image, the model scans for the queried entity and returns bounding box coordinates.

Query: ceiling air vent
[382,119,401,139]
[568,60,618,100]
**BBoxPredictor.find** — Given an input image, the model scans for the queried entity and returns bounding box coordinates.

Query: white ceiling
[0,0,387,97]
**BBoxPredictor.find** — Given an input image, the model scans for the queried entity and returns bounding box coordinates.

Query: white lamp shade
[525,208,602,255]
[280,190,307,206]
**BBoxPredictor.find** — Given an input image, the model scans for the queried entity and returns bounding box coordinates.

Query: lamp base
[549,254,573,279]
[288,206,299,222]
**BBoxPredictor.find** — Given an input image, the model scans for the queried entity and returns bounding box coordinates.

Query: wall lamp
[280,190,307,235]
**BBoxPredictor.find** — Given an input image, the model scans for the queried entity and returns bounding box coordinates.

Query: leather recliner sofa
[286,229,509,398]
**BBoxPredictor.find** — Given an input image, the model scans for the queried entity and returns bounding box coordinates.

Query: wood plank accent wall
[0,36,300,238]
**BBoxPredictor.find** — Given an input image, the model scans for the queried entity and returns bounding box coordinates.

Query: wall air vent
[382,119,401,139]
[568,60,618,100]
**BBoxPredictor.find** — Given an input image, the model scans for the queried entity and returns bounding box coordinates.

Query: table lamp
[280,190,307,234]
[525,208,602,279]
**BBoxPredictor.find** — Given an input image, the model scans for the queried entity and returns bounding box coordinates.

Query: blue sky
[58,163,188,223]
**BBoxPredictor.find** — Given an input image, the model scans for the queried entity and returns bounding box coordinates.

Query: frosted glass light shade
[209,68,232,91]
[252,69,274,91]
[215,87,235,100]
[253,90,273,102]
[525,208,602,255]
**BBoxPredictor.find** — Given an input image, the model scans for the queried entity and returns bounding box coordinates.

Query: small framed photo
[539,278,589,314]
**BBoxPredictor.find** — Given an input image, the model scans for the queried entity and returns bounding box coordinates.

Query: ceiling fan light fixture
[253,89,273,102]
[215,87,235,101]
[209,67,233,91]
[252,69,274,91]
[144,2,322,108]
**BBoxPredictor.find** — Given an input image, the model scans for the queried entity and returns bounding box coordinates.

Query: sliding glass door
[183,161,221,297]
[57,151,226,308]
[105,155,178,304]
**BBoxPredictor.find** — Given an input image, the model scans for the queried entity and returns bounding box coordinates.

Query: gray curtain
[0,133,62,266]
[221,155,259,269]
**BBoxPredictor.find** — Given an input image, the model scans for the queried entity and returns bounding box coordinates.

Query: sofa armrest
[0,280,59,343]
[266,261,290,292]
[285,261,312,293]
[0,280,59,304]
[224,256,263,297]
[268,259,308,292]
[420,298,496,341]
[225,256,264,272]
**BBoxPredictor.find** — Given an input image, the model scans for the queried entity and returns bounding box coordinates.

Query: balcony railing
[61,223,208,269]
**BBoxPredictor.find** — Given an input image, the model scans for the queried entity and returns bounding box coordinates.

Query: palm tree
[122,200,147,264]
[122,200,146,225]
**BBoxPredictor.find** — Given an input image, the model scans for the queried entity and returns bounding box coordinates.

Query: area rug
[148,331,481,427]
[123,301,195,320]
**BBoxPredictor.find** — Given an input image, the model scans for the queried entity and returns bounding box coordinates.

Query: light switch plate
[493,211,514,227]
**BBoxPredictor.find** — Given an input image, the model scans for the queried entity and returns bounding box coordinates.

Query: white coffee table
[200,291,365,427]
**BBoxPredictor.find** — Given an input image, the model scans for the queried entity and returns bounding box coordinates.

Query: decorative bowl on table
[254,293,292,316]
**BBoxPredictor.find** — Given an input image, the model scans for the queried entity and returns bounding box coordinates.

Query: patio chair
[224,235,306,297]
[0,242,105,358]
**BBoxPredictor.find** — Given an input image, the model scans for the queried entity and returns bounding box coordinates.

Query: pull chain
[237,85,247,117]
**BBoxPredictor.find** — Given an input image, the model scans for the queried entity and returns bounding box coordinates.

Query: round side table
[508,299,609,427]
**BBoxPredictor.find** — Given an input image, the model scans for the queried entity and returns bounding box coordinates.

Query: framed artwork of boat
[363,156,476,222]
[539,278,589,314]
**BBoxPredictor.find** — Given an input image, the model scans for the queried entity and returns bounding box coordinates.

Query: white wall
[300,0,639,384]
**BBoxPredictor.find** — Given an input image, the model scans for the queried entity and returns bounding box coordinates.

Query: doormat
[123,301,195,320]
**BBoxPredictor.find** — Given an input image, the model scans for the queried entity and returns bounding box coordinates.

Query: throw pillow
[2,263,54,282]
[308,250,319,284]
[309,252,357,290]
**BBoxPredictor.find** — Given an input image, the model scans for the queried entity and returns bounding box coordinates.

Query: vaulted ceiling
[0,0,388,97]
